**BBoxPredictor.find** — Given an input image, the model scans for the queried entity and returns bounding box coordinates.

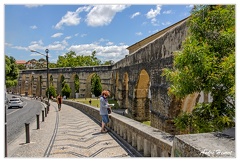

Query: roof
[16,60,27,64]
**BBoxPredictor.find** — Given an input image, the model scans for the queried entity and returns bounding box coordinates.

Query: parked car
[8,98,23,108]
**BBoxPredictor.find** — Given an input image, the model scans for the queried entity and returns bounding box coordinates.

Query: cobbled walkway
[49,103,130,158]
[8,100,130,158]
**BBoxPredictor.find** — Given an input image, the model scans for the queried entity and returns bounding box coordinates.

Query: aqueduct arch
[69,74,79,98]
[16,17,202,134]
[85,73,95,98]
[132,69,150,121]
[122,72,129,109]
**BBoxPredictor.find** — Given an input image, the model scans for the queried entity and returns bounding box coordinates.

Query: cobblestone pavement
[8,101,130,158]
[49,102,130,158]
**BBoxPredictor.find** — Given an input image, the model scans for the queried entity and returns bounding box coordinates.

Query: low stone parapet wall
[63,100,173,157]
[51,100,235,157]
[172,132,235,157]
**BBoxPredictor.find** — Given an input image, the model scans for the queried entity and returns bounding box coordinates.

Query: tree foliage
[74,74,80,93]
[162,5,235,133]
[46,85,57,98]
[62,83,71,98]
[56,51,102,67]
[91,74,102,97]
[5,55,19,88]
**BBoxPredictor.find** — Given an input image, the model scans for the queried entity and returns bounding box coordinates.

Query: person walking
[57,94,63,111]
[99,90,111,133]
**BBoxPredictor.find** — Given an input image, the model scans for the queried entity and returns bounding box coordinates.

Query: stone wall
[60,100,235,157]
[112,18,189,133]
[63,100,173,157]
[19,65,113,98]
[172,133,235,157]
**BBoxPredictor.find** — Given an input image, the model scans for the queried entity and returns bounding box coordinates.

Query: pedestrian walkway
[8,100,130,158]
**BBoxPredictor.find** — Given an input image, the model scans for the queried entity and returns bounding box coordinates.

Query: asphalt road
[6,94,46,144]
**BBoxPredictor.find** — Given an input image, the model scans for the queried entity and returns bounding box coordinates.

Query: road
[6,94,46,144]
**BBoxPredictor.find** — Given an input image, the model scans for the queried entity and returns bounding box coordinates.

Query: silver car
[8,98,23,108]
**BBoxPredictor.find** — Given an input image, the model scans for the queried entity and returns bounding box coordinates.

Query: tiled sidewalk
[8,101,130,158]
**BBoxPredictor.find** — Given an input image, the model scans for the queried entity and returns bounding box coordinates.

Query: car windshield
[10,98,21,102]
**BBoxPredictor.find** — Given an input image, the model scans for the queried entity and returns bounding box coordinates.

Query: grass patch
[142,121,151,126]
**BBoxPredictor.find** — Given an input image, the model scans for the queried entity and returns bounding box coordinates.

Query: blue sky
[4,3,194,63]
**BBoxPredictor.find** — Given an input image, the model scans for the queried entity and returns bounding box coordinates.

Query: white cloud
[136,32,142,36]
[130,12,140,19]
[64,36,72,40]
[99,38,109,42]
[25,5,43,8]
[28,39,67,52]
[148,29,159,34]
[48,44,65,51]
[163,10,172,14]
[106,42,114,45]
[30,40,43,45]
[146,5,162,19]
[61,40,68,46]
[162,21,171,26]
[86,5,129,27]
[28,43,45,51]
[30,25,37,29]
[55,6,92,29]
[80,34,87,37]
[12,46,28,51]
[186,5,194,8]
[68,43,129,62]
[5,43,12,47]
[51,33,63,38]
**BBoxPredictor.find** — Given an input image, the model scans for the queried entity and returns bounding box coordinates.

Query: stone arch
[69,73,80,98]
[181,93,200,113]
[133,69,150,121]
[27,74,34,96]
[116,72,123,107]
[20,75,26,95]
[122,72,129,109]
[85,73,95,98]
[50,75,54,86]
[115,72,119,100]
[35,75,42,97]
[57,74,65,95]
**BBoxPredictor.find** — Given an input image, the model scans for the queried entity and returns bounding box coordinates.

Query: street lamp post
[30,49,50,107]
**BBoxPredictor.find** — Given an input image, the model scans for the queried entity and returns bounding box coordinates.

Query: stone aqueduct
[17,17,199,134]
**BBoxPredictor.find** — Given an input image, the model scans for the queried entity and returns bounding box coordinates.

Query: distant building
[16,60,26,65]
[16,58,46,69]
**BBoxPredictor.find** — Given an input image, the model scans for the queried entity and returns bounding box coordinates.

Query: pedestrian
[89,99,92,105]
[57,94,63,111]
[99,90,111,133]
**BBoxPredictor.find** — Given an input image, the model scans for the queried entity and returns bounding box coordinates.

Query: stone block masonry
[61,100,235,157]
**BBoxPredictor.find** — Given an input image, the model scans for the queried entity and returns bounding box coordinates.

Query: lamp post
[30,49,49,106]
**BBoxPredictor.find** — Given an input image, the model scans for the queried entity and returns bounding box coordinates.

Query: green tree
[162,5,235,133]
[62,83,71,98]
[17,64,26,70]
[61,75,65,88]
[74,75,80,93]
[5,55,19,88]
[56,50,102,67]
[46,85,57,98]
[91,74,102,97]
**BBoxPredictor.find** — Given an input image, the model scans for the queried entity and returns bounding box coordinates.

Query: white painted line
[7,109,19,116]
